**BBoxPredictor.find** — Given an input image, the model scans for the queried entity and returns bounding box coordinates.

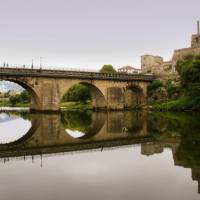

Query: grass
[0,100,92,110]
[151,97,200,111]
[60,101,92,111]
[0,100,30,107]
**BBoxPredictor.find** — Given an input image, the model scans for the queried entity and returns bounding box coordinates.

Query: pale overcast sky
[0,0,199,70]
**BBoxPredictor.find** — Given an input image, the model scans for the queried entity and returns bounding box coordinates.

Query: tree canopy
[62,84,91,103]
[99,65,117,73]
[9,90,31,106]
[176,54,200,97]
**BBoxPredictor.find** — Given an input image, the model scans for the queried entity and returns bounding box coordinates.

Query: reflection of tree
[174,114,200,193]
[19,112,31,121]
[61,111,92,134]
[147,112,182,139]
[148,112,200,193]
[175,115,200,166]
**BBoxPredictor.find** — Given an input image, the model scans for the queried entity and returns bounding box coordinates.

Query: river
[0,110,200,200]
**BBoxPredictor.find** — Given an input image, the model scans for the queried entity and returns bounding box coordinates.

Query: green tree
[20,90,31,103]
[148,79,163,91]
[166,80,181,99]
[99,65,117,73]
[62,84,91,103]
[9,95,20,106]
[175,54,200,97]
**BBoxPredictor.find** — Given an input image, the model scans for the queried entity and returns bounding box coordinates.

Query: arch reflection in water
[61,111,106,139]
[0,112,31,144]
[61,111,148,139]
[0,111,149,156]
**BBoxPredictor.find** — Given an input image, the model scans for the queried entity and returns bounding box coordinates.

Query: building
[8,90,21,96]
[118,65,141,74]
[141,21,200,81]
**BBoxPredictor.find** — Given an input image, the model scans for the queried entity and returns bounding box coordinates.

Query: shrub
[148,80,163,91]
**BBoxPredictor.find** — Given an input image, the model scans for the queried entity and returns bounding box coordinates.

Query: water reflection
[0,111,200,199]
[0,112,31,144]
[61,111,106,139]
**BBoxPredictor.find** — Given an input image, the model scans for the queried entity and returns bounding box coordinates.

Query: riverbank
[1,99,200,112]
[0,101,30,107]
[60,101,92,111]
[150,97,200,112]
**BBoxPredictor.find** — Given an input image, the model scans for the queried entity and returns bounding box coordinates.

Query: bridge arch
[0,78,41,110]
[79,82,106,110]
[60,81,107,110]
[124,84,145,109]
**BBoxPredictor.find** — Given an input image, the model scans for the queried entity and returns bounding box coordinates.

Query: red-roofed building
[118,65,141,74]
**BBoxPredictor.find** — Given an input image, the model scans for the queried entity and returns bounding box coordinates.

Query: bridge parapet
[0,67,154,81]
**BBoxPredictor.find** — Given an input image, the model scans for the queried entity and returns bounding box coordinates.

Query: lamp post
[31,59,34,69]
[40,57,43,70]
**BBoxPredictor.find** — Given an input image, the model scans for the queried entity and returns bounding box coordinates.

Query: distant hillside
[0,81,24,92]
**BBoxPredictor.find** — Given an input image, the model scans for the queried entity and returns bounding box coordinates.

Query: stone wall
[141,30,200,81]
[141,55,163,74]
[191,34,200,48]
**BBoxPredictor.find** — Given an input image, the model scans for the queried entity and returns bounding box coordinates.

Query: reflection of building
[118,65,141,74]
[141,22,200,80]
[141,142,164,156]
[141,141,200,194]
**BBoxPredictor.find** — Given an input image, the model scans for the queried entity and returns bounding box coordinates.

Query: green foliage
[148,79,163,91]
[60,101,92,110]
[151,97,200,111]
[176,54,200,98]
[62,84,91,103]
[9,95,20,106]
[20,90,31,103]
[148,79,164,98]
[166,80,181,99]
[149,112,200,166]
[99,65,117,73]
[151,55,200,111]
[8,90,31,106]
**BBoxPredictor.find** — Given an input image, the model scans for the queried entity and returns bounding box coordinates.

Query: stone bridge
[0,67,154,111]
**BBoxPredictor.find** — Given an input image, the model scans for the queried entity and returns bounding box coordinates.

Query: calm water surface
[0,111,200,200]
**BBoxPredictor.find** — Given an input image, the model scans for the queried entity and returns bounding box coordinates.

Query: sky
[0,0,200,70]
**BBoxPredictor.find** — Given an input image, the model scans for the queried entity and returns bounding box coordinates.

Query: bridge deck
[0,67,154,81]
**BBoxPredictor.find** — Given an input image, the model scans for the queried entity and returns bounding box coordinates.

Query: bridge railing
[0,65,154,80]
[0,64,99,72]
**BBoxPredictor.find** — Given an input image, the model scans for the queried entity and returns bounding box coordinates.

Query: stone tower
[191,21,200,48]
[141,55,163,74]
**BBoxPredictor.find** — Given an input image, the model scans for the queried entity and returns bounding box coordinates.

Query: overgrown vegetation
[150,54,200,111]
